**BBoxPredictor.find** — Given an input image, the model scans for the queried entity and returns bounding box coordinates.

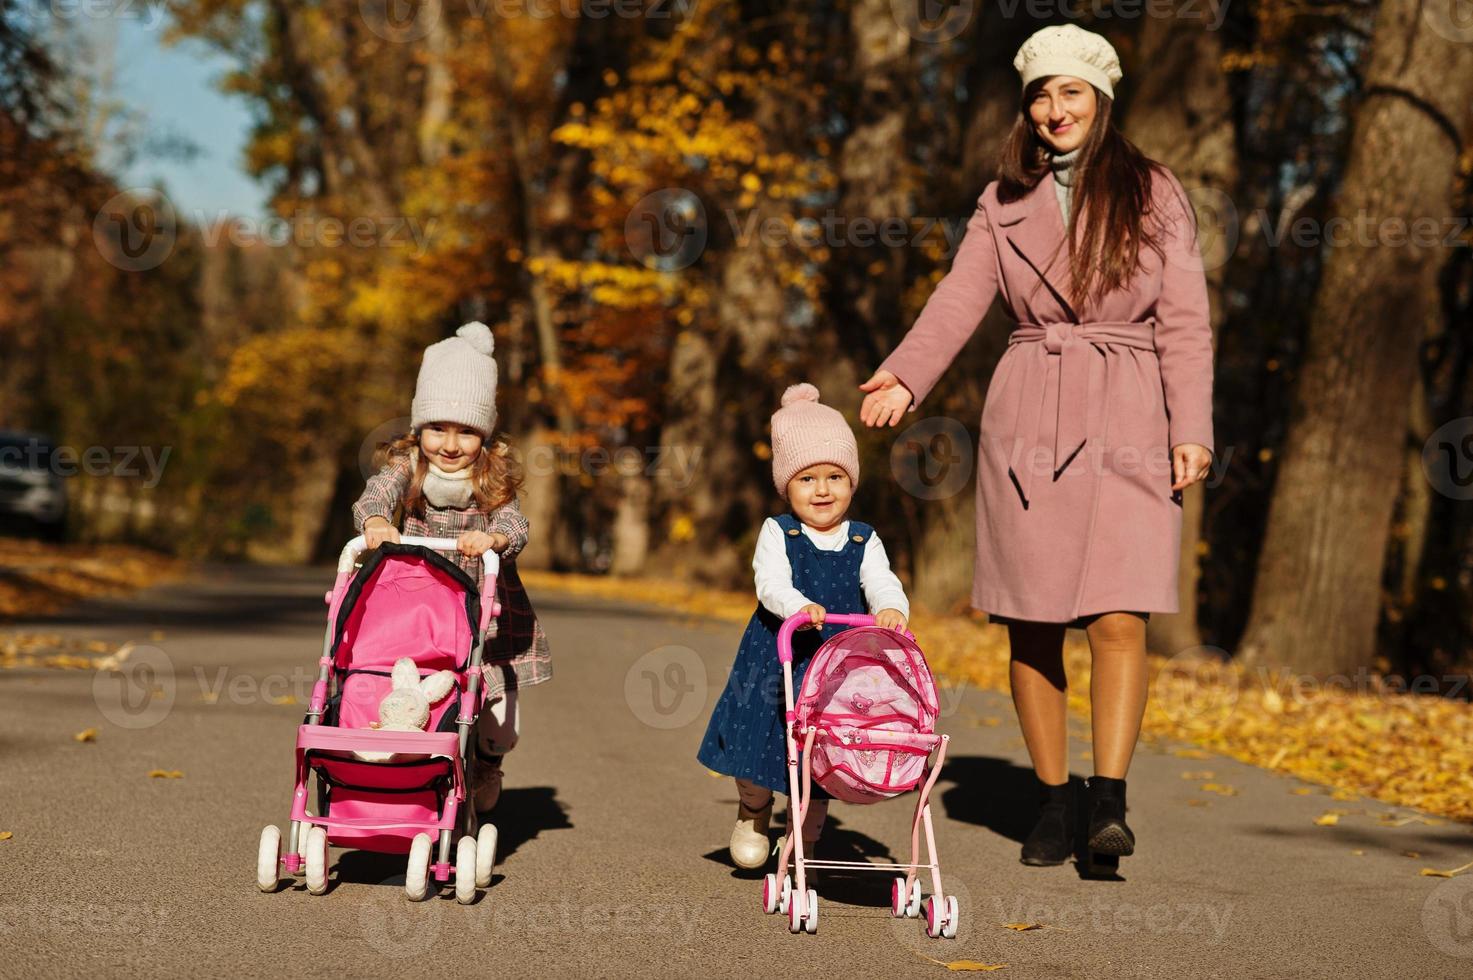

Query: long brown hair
[373,428,524,518]
[997,77,1177,312]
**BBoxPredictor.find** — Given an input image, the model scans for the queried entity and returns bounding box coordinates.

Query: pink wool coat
[880,165,1215,625]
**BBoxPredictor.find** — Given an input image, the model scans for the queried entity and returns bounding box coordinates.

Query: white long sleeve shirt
[752,517,910,621]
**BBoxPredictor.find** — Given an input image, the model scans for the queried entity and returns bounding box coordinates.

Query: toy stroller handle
[337,535,502,632]
[776,611,914,664]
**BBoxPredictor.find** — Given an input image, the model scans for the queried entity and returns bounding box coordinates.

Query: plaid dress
[351,452,552,700]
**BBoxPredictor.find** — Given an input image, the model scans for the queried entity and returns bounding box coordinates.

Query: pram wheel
[942,895,959,939]
[762,874,777,914]
[803,889,819,934]
[779,873,793,914]
[475,824,497,889]
[304,827,329,896]
[454,837,477,904]
[405,833,433,901]
[892,877,921,918]
[256,826,281,893]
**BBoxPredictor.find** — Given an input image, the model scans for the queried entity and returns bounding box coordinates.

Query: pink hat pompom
[781,382,821,407]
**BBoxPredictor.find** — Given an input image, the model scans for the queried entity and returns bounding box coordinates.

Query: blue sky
[109,17,267,218]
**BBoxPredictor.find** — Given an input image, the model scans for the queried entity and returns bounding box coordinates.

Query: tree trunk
[1236,0,1473,676]
[1120,16,1236,656]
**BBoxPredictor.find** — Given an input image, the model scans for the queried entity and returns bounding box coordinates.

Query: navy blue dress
[696,513,873,795]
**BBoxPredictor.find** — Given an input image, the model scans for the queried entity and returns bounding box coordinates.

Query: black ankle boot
[1020,777,1074,866]
[1085,775,1135,874]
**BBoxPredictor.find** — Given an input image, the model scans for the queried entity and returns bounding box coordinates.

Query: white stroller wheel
[454,836,477,904]
[778,874,793,915]
[787,895,804,934]
[304,827,329,896]
[256,826,281,893]
[803,889,819,934]
[906,877,923,918]
[405,833,433,901]
[890,877,907,918]
[475,824,497,889]
[762,874,779,914]
[924,896,943,939]
[942,895,959,939]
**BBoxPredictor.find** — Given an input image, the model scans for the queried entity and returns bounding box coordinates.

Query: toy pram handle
[775,612,915,664]
[337,535,502,633]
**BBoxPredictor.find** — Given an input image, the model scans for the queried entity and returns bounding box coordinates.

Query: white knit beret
[411,321,499,435]
[1013,24,1124,99]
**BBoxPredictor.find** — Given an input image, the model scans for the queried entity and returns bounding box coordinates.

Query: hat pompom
[781,382,820,407]
[456,321,495,356]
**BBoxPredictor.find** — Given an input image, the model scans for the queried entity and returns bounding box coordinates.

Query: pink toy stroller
[255,536,500,903]
[761,613,959,939]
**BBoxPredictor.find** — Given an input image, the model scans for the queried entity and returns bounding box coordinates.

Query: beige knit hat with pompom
[1013,24,1123,99]
[770,383,860,498]
[411,321,499,435]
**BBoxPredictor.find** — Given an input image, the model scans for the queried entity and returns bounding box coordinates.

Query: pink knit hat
[771,383,860,498]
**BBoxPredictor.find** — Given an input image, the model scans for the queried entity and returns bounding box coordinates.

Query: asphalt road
[2,561,1471,979]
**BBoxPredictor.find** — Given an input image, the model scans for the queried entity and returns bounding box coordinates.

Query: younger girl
[697,383,910,870]
[352,321,551,814]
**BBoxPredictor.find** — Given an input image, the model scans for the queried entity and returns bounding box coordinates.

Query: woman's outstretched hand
[859,369,914,427]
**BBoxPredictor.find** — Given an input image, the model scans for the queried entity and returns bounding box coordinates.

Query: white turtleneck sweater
[1050,144,1082,223]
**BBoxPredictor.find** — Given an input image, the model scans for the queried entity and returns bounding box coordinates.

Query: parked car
[0,430,68,541]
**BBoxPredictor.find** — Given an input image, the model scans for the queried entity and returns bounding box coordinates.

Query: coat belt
[1004,318,1158,509]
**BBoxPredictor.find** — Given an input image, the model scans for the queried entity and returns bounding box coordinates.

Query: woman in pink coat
[860,25,1215,875]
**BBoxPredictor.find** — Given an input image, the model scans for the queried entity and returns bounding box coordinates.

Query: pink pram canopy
[794,626,940,804]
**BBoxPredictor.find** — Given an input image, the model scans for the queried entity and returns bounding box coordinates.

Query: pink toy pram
[255,536,501,903]
[760,613,959,939]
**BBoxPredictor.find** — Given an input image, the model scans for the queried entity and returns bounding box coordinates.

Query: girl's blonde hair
[373,427,523,518]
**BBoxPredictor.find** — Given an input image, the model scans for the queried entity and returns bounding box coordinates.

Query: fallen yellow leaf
[269,695,298,706]
[1330,788,1358,801]
[1292,787,1314,795]
[1186,799,1211,807]
[148,769,184,779]
[1002,922,1041,931]
[1313,813,1340,826]
[0,831,11,841]
[1419,859,1473,878]
[1173,748,1210,759]
[1350,849,1365,856]
[1403,851,1422,859]
[1201,783,1238,796]
[73,728,98,742]
[1181,770,1215,780]
[947,964,1007,973]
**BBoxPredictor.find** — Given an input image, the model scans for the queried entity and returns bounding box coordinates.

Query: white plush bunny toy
[354,657,457,763]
